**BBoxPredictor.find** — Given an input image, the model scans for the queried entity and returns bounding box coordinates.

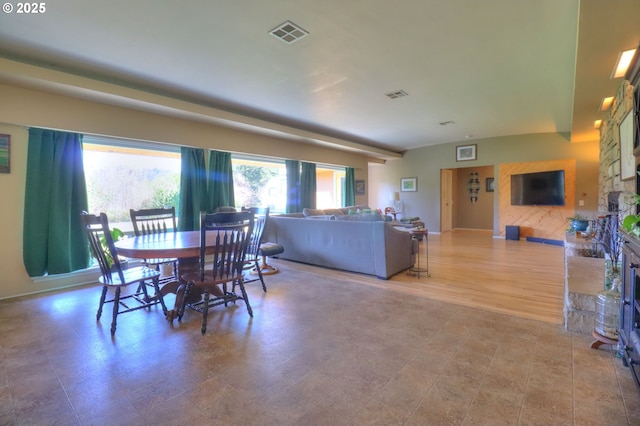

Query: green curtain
[300,162,317,209]
[344,167,356,207]
[178,147,207,231]
[285,160,300,213]
[23,128,89,277]
[207,150,235,211]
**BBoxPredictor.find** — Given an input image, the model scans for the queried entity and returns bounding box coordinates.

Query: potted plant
[99,227,126,269]
[567,213,589,233]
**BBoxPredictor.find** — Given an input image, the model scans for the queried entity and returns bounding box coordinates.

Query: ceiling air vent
[269,20,309,44]
[385,90,408,99]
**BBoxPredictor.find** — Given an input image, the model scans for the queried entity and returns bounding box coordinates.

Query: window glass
[232,158,286,212]
[83,141,181,232]
[231,157,345,211]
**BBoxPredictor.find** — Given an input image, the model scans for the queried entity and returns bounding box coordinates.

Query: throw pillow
[303,208,325,217]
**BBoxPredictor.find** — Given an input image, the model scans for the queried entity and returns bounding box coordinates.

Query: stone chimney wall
[599,80,635,217]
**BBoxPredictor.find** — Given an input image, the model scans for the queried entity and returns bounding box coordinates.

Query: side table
[409,228,430,278]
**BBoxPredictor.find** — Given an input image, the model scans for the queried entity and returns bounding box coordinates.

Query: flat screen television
[510,170,565,206]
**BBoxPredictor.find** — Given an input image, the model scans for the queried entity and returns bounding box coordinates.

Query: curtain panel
[299,162,317,210]
[285,160,300,213]
[178,147,207,231]
[344,167,356,207]
[23,128,90,277]
[207,150,235,212]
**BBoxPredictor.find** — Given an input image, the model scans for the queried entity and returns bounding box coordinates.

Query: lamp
[468,172,480,202]
[390,192,403,213]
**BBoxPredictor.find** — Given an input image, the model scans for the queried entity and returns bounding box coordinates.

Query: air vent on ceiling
[385,90,408,99]
[439,120,455,126]
[269,20,309,44]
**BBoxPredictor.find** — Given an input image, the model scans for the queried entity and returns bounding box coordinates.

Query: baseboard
[525,236,564,246]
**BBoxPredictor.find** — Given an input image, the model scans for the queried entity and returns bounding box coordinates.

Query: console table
[409,228,429,278]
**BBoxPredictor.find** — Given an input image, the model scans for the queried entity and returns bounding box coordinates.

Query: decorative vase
[570,219,589,232]
[595,280,621,340]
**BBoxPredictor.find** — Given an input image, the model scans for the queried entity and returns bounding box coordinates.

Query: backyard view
[83,141,347,231]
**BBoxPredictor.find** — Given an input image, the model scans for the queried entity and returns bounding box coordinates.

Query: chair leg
[139,280,151,307]
[177,282,192,322]
[237,279,253,317]
[111,287,121,335]
[152,277,168,315]
[97,285,108,321]
[254,259,267,292]
[201,291,210,335]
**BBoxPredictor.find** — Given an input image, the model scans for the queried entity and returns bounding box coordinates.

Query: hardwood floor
[287,229,566,324]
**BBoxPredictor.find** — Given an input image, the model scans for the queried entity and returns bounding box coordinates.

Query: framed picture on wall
[0,134,9,173]
[486,177,495,192]
[456,144,477,161]
[620,110,634,180]
[355,179,365,195]
[401,177,417,192]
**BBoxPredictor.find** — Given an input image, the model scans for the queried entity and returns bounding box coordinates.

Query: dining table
[114,230,223,322]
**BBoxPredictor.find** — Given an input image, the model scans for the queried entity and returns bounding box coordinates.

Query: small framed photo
[401,177,417,192]
[0,134,9,173]
[486,177,495,192]
[456,144,477,162]
[355,179,365,195]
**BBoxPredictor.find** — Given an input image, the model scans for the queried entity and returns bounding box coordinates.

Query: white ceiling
[0,0,638,158]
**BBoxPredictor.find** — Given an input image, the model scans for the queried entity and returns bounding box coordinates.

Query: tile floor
[0,261,639,425]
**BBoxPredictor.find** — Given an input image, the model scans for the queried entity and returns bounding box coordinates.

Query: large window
[83,137,181,232]
[231,156,345,211]
[83,137,348,229]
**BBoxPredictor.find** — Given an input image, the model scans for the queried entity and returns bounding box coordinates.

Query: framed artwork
[355,179,365,195]
[401,177,417,192]
[620,110,634,180]
[486,177,495,192]
[0,134,9,173]
[456,144,477,162]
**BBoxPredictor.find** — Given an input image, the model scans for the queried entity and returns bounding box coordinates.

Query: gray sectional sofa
[262,209,418,279]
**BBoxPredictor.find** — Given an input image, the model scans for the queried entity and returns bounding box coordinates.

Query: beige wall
[0,83,370,300]
[368,133,600,234]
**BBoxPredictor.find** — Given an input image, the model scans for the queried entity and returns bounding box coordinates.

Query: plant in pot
[99,227,127,270]
[567,213,589,233]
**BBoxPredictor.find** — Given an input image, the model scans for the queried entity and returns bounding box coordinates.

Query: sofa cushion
[334,212,384,221]
[303,208,324,217]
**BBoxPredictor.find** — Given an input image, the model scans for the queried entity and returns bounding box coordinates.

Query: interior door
[440,169,453,232]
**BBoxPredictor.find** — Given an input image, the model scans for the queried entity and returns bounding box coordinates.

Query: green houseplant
[99,227,125,268]
[567,213,589,233]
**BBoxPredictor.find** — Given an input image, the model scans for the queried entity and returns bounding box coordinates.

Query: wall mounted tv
[510,170,565,206]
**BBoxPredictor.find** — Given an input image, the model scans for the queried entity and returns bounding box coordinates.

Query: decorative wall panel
[498,159,576,241]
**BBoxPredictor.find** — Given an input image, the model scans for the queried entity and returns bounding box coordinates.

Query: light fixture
[269,20,309,44]
[594,119,602,129]
[611,48,638,79]
[385,90,408,99]
[600,96,615,111]
[388,192,403,215]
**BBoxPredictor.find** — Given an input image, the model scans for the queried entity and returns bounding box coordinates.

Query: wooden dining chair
[129,207,178,283]
[180,211,255,334]
[81,211,167,335]
[241,207,269,292]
